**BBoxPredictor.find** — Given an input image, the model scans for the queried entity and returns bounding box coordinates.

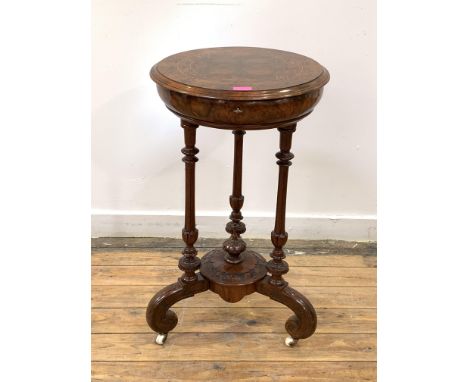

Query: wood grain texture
[92,250,377,268]
[151,47,329,100]
[91,237,377,253]
[92,333,375,362]
[92,307,376,334]
[92,285,376,309]
[92,361,377,382]
[151,47,330,129]
[92,265,376,286]
[91,246,377,380]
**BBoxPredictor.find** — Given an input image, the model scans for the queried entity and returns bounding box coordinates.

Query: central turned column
[200,129,267,303]
[223,130,247,264]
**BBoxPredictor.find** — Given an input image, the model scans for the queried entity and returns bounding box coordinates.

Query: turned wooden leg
[146,120,208,344]
[223,130,247,264]
[257,124,317,346]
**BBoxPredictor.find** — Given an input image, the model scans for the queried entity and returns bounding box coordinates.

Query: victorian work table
[146,47,330,347]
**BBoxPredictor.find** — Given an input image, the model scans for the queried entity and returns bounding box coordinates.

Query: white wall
[92,0,376,240]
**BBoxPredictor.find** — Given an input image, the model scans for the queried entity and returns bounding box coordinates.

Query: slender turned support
[223,130,247,264]
[146,120,209,338]
[180,120,201,282]
[257,123,317,343]
[267,124,296,286]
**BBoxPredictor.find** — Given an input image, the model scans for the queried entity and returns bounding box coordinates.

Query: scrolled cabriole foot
[146,274,209,340]
[257,275,317,344]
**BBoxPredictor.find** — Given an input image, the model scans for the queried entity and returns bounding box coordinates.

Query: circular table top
[151,47,329,101]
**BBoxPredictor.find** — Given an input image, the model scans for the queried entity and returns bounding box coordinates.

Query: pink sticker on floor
[232,86,253,91]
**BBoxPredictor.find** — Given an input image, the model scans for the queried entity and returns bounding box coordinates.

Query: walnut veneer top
[150,47,329,101]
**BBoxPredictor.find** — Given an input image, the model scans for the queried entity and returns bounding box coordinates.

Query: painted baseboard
[91,211,376,241]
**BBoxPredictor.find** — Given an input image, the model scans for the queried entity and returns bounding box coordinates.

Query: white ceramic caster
[155,333,167,345]
[285,336,298,347]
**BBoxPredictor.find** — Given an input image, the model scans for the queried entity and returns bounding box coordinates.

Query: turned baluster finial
[223,130,247,264]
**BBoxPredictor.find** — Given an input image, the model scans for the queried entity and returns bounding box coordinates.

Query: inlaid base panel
[200,249,267,303]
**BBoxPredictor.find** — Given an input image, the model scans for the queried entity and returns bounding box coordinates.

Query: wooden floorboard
[92,307,376,334]
[92,361,377,382]
[92,250,377,268]
[92,265,376,287]
[91,237,377,254]
[92,333,375,362]
[91,241,377,381]
[92,285,376,309]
